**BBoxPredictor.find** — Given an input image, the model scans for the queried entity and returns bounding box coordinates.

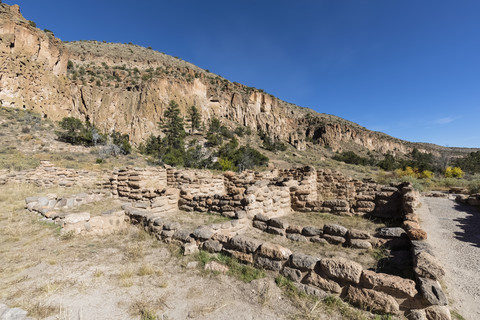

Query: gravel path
[418,197,480,320]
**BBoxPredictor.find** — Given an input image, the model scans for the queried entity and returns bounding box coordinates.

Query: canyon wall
[0,3,457,156]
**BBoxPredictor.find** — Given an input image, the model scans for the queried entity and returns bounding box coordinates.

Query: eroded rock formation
[0,2,471,158]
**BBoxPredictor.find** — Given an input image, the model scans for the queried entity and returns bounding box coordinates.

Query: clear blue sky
[7,0,480,147]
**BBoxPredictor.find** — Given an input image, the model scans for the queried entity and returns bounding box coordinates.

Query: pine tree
[161,100,185,149]
[187,105,201,134]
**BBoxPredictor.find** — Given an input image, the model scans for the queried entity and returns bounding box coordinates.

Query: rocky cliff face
[0,4,71,118]
[0,3,467,156]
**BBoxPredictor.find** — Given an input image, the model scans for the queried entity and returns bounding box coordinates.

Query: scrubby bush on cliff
[332,151,375,166]
[55,117,132,154]
[56,117,105,146]
[110,131,131,155]
[378,153,396,171]
[234,145,269,170]
[258,130,287,152]
[214,137,269,171]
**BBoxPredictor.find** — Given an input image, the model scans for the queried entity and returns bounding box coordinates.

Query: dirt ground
[417,197,480,320]
[0,182,381,320]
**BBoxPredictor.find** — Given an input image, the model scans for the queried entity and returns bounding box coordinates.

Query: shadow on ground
[452,202,480,248]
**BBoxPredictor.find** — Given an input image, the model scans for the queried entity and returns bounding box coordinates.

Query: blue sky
[7,0,480,147]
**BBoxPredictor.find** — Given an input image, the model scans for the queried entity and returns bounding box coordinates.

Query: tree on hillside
[453,151,480,174]
[187,105,201,134]
[161,100,186,149]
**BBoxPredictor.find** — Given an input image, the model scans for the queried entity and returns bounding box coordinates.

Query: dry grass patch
[128,295,168,320]
[24,301,58,319]
[158,209,232,230]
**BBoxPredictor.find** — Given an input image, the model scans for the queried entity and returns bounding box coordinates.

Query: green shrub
[67,60,74,70]
[258,130,287,152]
[56,117,106,147]
[333,151,374,166]
[162,148,184,167]
[378,154,396,171]
[453,151,480,174]
[234,126,246,137]
[218,158,236,171]
[111,131,131,154]
[28,20,36,28]
[184,144,210,169]
[468,179,480,194]
[232,145,269,171]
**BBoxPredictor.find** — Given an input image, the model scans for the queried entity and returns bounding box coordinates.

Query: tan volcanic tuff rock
[345,286,400,314]
[1,2,473,158]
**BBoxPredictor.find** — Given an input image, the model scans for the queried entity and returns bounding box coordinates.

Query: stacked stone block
[252,215,374,249]
[244,180,291,219]
[316,169,356,200]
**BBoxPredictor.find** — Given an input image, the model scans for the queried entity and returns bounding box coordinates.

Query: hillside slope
[0,3,476,158]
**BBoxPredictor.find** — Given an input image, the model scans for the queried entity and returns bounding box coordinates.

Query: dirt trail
[418,197,480,320]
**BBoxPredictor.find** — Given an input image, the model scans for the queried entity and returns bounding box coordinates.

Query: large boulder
[346,229,371,240]
[418,277,448,306]
[255,256,283,271]
[303,272,341,293]
[414,252,445,280]
[281,266,302,282]
[377,227,406,238]
[344,286,399,314]
[258,242,292,260]
[360,270,417,298]
[323,224,348,237]
[289,253,318,271]
[318,257,362,284]
[424,306,451,320]
[228,236,261,254]
[63,212,90,224]
[192,227,214,241]
[302,226,323,236]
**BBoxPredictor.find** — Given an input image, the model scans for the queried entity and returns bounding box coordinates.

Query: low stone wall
[252,215,373,249]
[107,166,419,221]
[125,206,445,318]
[25,192,128,235]
[0,160,104,187]
[109,167,168,200]
[456,193,480,206]
[25,192,104,219]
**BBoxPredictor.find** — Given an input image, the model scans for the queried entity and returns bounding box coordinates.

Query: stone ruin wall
[107,165,406,222]
[22,162,450,319]
[117,181,449,319]
[278,166,381,216]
